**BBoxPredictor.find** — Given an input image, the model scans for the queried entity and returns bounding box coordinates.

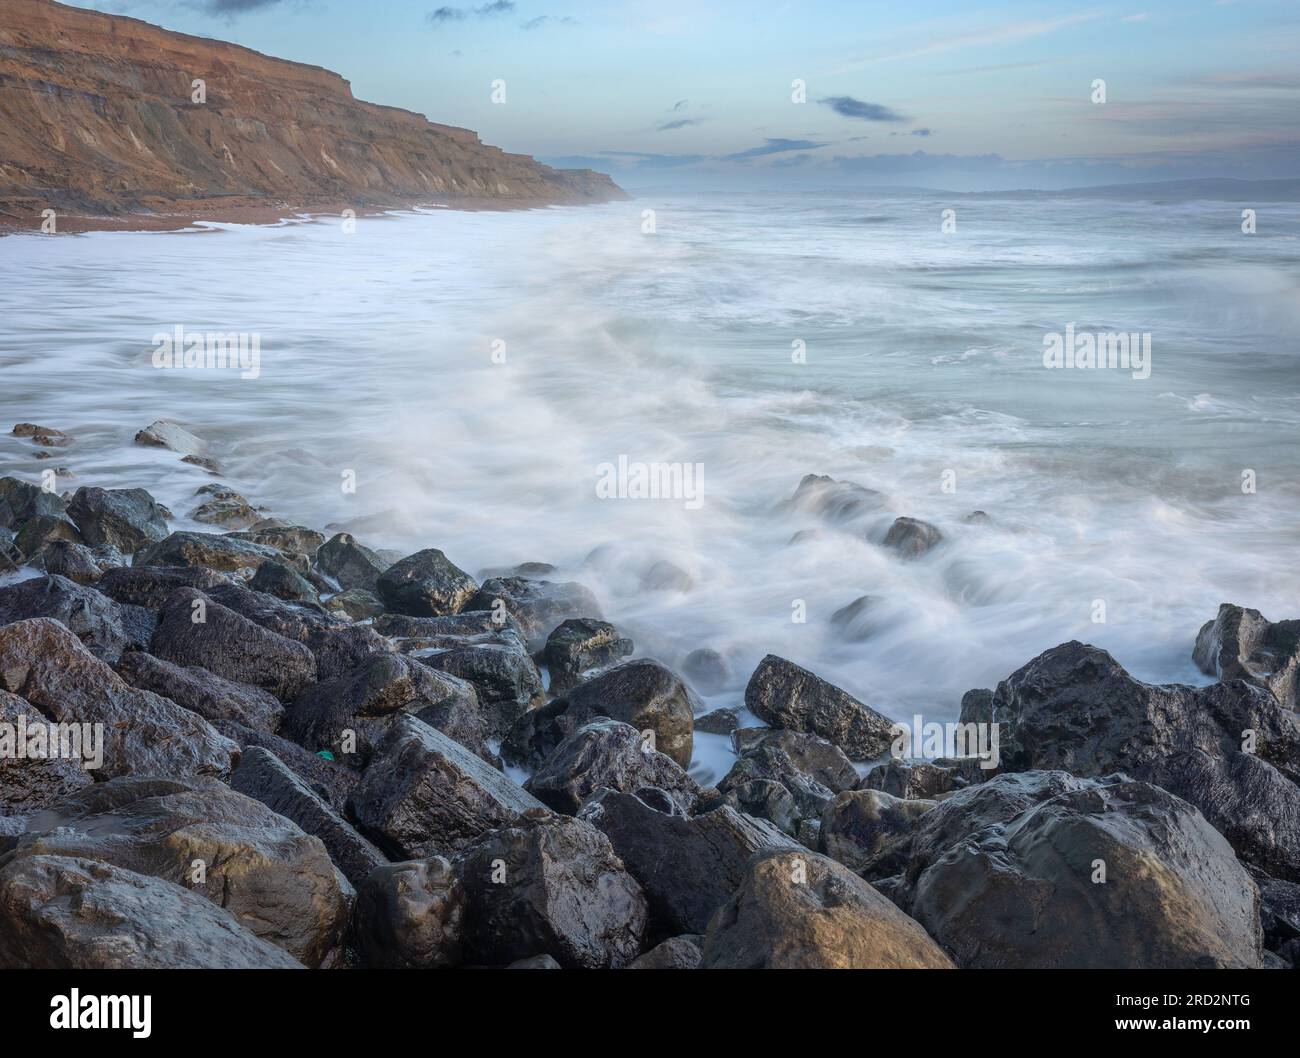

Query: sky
[67,0,1300,191]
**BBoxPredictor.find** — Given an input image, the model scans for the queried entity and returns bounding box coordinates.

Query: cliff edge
[0,0,625,230]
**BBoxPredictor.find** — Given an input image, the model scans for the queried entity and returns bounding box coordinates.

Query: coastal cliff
[0,0,624,230]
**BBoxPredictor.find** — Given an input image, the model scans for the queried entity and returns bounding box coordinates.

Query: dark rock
[209,719,357,812]
[13,514,82,557]
[26,540,122,584]
[731,729,859,793]
[325,588,385,621]
[377,548,477,617]
[189,484,261,529]
[508,954,562,968]
[13,776,353,967]
[744,654,894,760]
[66,486,168,553]
[316,532,390,593]
[881,516,943,558]
[0,618,237,780]
[351,857,464,968]
[681,647,731,695]
[979,640,1300,880]
[719,779,801,837]
[0,855,303,969]
[151,588,317,701]
[349,715,545,858]
[718,729,858,834]
[701,849,954,969]
[1259,878,1300,951]
[458,810,648,969]
[0,573,154,663]
[249,559,319,603]
[904,771,1263,968]
[861,759,981,800]
[204,584,390,682]
[96,564,231,608]
[232,525,326,561]
[0,476,72,532]
[283,652,488,765]
[577,789,800,935]
[413,638,543,740]
[478,561,556,580]
[562,659,696,769]
[11,424,67,439]
[784,474,887,523]
[136,531,286,573]
[501,697,589,769]
[376,609,526,643]
[115,649,284,732]
[627,935,702,969]
[1194,603,1300,709]
[465,577,602,652]
[695,707,740,735]
[0,691,93,814]
[525,719,700,814]
[820,789,935,877]
[543,618,633,695]
[230,747,386,887]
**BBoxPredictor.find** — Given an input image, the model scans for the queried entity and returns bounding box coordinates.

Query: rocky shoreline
[1,421,1298,969]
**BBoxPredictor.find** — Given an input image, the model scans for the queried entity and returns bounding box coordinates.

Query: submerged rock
[784,474,887,523]
[744,654,894,760]
[881,516,943,558]
[681,647,731,695]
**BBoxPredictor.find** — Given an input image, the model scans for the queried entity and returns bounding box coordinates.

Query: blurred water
[2,192,1298,782]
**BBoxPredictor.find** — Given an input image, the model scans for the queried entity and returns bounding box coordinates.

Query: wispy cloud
[818,96,906,122]
[523,15,577,30]
[426,2,515,26]
[191,0,285,15]
[723,138,829,161]
[656,118,702,131]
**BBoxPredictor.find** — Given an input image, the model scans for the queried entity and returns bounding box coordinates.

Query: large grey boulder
[377,549,478,617]
[561,659,697,769]
[351,857,465,969]
[11,777,353,967]
[903,771,1264,969]
[0,574,154,664]
[458,810,648,969]
[0,855,303,969]
[315,532,389,593]
[1194,603,1300,709]
[0,691,93,814]
[702,849,954,969]
[349,715,546,859]
[115,650,284,733]
[543,618,634,695]
[0,618,238,781]
[66,486,168,553]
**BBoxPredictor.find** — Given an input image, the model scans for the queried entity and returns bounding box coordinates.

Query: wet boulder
[114,649,284,732]
[325,588,385,621]
[701,849,954,969]
[12,776,354,968]
[351,857,465,969]
[96,564,231,608]
[230,748,386,887]
[861,758,985,800]
[744,655,894,760]
[232,525,326,562]
[904,771,1264,968]
[413,637,543,739]
[0,573,154,663]
[66,486,168,553]
[315,532,389,593]
[695,707,740,735]
[0,618,237,780]
[0,691,93,814]
[578,789,799,935]
[377,548,477,617]
[283,652,488,765]
[458,810,648,969]
[27,540,123,584]
[543,618,634,695]
[820,789,936,877]
[151,588,317,701]
[561,659,696,769]
[1194,603,1300,709]
[136,531,287,574]
[881,516,943,558]
[627,935,703,970]
[718,729,859,834]
[465,577,602,652]
[978,640,1300,881]
[249,560,318,603]
[501,697,592,770]
[349,715,545,858]
[0,855,303,969]
[525,718,700,814]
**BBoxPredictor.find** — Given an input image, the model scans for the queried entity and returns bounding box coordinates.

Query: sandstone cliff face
[0,0,624,227]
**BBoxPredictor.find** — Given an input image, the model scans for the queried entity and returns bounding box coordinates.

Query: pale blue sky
[71,0,1300,189]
